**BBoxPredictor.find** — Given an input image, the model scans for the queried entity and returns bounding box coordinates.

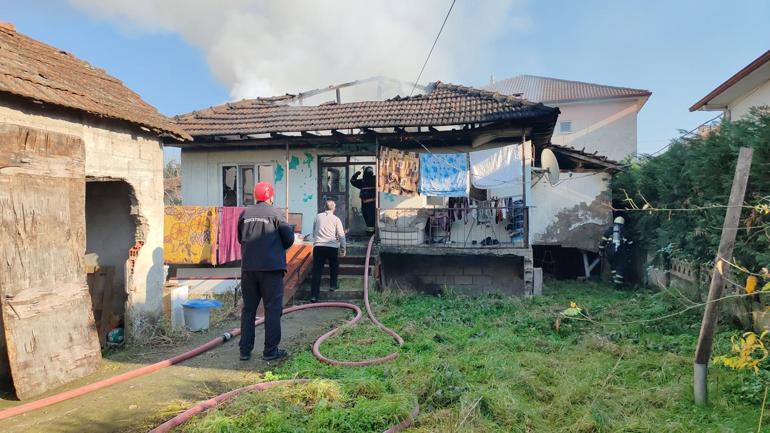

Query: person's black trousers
[239,270,284,357]
[362,201,375,232]
[311,246,339,299]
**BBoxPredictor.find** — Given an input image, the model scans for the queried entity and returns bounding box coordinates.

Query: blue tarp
[418,153,469,197]
[182,299,224,309]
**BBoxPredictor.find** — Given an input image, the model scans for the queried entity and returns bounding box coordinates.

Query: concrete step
[321,264,372,276]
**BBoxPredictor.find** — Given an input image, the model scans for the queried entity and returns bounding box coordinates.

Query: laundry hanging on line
[164,206,219,265]
[378,147,419,196]
[217,206,244,265]
[468,144,523,190]
[418,152,469,197]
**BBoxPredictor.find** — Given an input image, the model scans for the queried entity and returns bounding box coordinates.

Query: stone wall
[0,95,166,335]
[380,253,526,296]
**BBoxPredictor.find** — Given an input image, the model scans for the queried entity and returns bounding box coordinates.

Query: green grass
[178,281,761,432]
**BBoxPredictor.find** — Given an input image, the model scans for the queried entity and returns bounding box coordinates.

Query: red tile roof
[482,75,651,104]
[0,23,189,139]
[174,82,560,142]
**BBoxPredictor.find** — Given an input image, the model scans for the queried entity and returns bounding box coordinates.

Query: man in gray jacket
[310,200,346,302]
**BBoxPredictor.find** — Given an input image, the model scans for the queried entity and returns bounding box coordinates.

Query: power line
[410,0,456,96]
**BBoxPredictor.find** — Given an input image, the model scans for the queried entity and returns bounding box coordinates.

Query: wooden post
[285,141,290,221]
[375,137,380,239]
[693,146,753,405]
[521,130,529,247]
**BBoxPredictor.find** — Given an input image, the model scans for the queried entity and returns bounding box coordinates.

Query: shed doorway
[85,179,137,345]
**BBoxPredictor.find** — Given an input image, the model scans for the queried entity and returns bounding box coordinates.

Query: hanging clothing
[378,147,419,196]
[164,206,219,265]
[419,152,469,197]
[469,144,523,189]
[217,206,245,264]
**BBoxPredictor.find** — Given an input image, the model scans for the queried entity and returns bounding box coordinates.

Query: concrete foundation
[380,253,526,296]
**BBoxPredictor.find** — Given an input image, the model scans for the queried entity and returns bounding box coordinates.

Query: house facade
[690,50,770,120]
[483,75,649,272]
[0,23,188,398]
[169,81,622,295]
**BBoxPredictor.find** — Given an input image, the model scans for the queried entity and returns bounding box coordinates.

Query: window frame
[219,162,276,206]
[559,120,573,134]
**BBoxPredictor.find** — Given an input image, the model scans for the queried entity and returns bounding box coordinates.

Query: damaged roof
[0,23,190,139]
[173,82,560,143]
[483,75,651,104]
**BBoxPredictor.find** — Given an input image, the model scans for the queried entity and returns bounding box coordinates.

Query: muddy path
[0,308,349,433]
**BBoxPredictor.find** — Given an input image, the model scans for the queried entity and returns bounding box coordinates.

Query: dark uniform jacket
[350,171,376,203]
[237,202,295,271]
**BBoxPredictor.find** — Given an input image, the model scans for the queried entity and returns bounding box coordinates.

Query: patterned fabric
[217,206,245,265]
[378,147,419,196]
[164,206,219,265]
[419,153,469,197]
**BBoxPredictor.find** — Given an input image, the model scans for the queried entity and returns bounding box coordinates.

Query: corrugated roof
[174,82,560,141]
[0,23,190,139]
[482,75,651,104]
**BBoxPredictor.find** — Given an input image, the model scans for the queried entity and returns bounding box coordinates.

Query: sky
[2,0,769,161]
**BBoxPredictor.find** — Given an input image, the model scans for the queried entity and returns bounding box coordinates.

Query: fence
[378,203,526,249]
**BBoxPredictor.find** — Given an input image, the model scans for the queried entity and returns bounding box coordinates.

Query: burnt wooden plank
[0,123,101,400]
[256,243,312,316]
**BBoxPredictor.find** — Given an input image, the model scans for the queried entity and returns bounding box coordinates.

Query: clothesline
[379,144,526,198]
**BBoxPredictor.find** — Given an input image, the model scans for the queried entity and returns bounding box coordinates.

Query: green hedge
[612,108,770,275]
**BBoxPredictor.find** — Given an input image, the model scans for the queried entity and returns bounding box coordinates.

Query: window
[222,163,275,206]
[559,121,573,134]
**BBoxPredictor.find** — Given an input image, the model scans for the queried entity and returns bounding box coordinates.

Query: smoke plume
[70,0,530,99]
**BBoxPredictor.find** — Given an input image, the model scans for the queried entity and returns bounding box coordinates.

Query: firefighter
[237,182,295,361]
[599,216,633,285]
[351,166,376,235]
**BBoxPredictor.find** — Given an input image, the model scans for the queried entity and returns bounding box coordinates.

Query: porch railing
[378,203,526,249]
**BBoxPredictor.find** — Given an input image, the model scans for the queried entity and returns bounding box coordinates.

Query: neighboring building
[0,22,189,398]
[483,75,651,162]
[690,50,770,120]
[168,81,621,296]
[483,75,647,260]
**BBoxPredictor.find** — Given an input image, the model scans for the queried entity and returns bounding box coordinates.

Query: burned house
[167,81,620,295]
[0,23,189,399]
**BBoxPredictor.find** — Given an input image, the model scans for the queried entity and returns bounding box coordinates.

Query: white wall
[0,101,166,332]
[729,78,770,120]
[182,148,323,235]
[529,171,612,252]
[549,98,643,162]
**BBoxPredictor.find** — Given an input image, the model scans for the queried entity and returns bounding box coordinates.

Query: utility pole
[693,146,753,405]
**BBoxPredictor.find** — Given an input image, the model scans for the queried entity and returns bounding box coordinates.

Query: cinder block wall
[380,253,525,296]
[0,97,166,335]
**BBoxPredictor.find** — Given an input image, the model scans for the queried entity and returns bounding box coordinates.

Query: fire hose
[0,236,419,432]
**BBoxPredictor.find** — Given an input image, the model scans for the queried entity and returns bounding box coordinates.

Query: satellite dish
[541,148,560,185]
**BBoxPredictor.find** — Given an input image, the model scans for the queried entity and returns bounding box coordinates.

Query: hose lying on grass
[0,236,418,432]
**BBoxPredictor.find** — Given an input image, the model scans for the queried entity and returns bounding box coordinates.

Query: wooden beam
[693,147,753,405]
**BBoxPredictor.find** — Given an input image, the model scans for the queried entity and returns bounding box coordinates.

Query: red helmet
[253,182,275,202]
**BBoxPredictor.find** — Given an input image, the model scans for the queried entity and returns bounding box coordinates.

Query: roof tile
[482,75,650,104]
[0,25,189,139]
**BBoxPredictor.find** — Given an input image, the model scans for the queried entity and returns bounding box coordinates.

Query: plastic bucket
[182,299,223,332]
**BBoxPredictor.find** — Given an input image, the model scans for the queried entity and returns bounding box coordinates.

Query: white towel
[469,144,523,190]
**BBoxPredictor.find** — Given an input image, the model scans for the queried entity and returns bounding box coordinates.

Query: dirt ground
[0,308,349,433]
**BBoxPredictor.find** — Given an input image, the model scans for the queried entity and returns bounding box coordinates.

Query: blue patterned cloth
[419,153,469,197]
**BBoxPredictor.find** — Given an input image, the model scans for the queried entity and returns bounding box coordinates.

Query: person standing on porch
[237,182,294,361]
[311,200,347,303]
[351,166,376,235]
